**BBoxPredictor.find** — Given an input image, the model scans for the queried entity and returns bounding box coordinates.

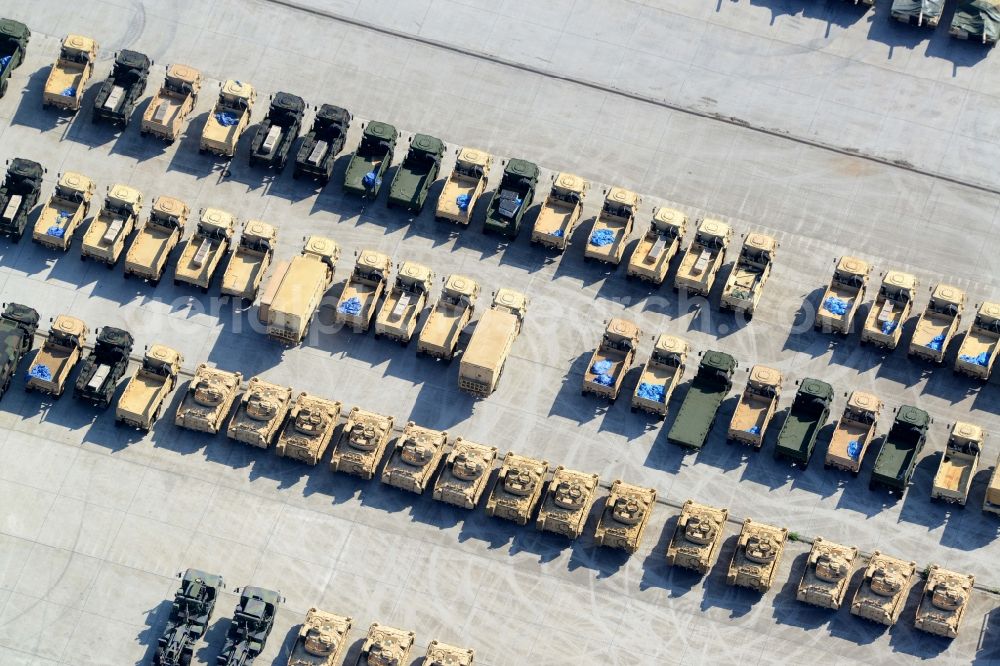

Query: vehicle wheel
[823,462,830,470]
[292,169,300,180]
[580,390,588,397]
[630,406,637,413]
[114,418,123,428]
[200,286,208,294]
[398,338,408,348]
[868,481,876,491]
[80,254,87,262]
[198,147,206,155]
[150,277,160,288]
[123,271,130,280]
[173,279,181,286]
[851,469,860,478]
[91,114,99,124]
[54,387,63,399]
[105,261,114,271]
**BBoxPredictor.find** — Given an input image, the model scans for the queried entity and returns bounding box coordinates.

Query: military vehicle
[92,49,151,127]
[435,147,492,225]
[626,207,687,284]
[42,35,97,112]
[226,377,293,448]
[950,0,1000,43]
[32,171,93,250]
[335,250,391,333]
[869,405,930,494]
[0,19,30,99]
[293,104,351,184]
[424,641,475,666]
[986,454,1000,515]
[329,407,394,479]
[631,334,688,418]
[458,288,529,397]
[726,518,788,592]
[25,315,88,397]
[258,236,340,344]
[536,467,600,539]
[673,218,732,297]
[247,92,304,170]
[954,301,1000,380]
[200,80,256,158]
[432,437,498,509]
[123,196,188,285]
[416,274,480,360]
[287,607,352,666]
[275,392,342,465]
[221,220,276,302]
[483,159,540,238]
[860,270,919,350]
[593,480,656,553]
[174,365,243,434]
[115,344,182,430]
[153,569,223,666]
[909,284,966,364]
[381,422,448,494]
[772,378,833,466]
[666,351,737,451]
[374,261,433,344]
[0,303,39,399]
[72,326,133,408]
[915,566,975,639]
[891,0,944,27]
[485,452,549,525]
[727,365,782,449]
[387,134,445,213]
[217,587,282,666]
[343,121,397,198]
[932,422,984,505]
[720,233,778,318]
[174,207,235,292]
[0,158,43,241]
[794,538,857,611]
[816,256,872,336]
[850,551,916,626]
[824,390,882,474]
[80,184,144,266]
[584,187,640,265]
[356,624,414,666]
[531,172,589,251]
[665,500,728,574]
[141,64,202,143]
[581,318,639,403]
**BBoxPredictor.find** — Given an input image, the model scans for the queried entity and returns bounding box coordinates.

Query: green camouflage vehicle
[869,405,930,495]
[0,19,30,98]
[667,351,736,450]
[950,0,1000,43]
[772,378,833,467]
[387,134,444,213]
[483,159,539,238]
[891,0,945,27]
[343,121,397,198]
[0,303,39,399]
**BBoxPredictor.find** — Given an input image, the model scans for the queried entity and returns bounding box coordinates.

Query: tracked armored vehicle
[174,365,242,434]
[217,587,282,666]
[0,158,43,241]
[227,377,293,448]
[850,551,916,626]
[293,104,351,184]
[381,422,448,494]
[593,480,656,553]
[726,518,787,592]
[92,49,151,127]
[357,624,414,666]
[432,438,498,509]
[666,500,728,574]
[275,392,341,465]
[536,467,599,539]
[915,565,974,638]
[485,453,549,525]
[424,641,475,666]
[73,326,133,408]
[249,92,305,170]
[153,569,223,666]
[287,608,352,665]
[329,407,394,479]
[796,538,858,610]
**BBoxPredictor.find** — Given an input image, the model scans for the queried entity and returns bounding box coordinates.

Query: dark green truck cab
[869,405,931,493]
[773,378,833,466]
[0,19,30,98]
[343,121,398,198]
[387,133,444,213]
[949,0,1000,44]
[667,351,736,450]
[483,158,539,238]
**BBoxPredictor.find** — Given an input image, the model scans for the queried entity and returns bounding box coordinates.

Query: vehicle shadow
[546,351,609,425]
[10,66,61,133]
[304,154,355,213]
[865,1,931,60]
[923,1,992,75]
[107,98,163,162]
[746,0,871,31]
[165,111,222,179]
[940,468,1000,550]
[457,502,515,552]
[826,565,886,645]
[697,535,763,618]
[770,551,831,630]
[781,286,827,356]
[692,395,745,473]
[974,607,1000,664]
[833,436,887,517]
[638,514,703,597]
[897,452,948,529]
[271,621,300,665]
[194,616,231,666]
[887,580,950,659]
[132,598,172,666]
[63,81,112,144]
[508,526,570,564]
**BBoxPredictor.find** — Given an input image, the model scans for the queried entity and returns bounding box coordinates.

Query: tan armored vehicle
[123,196,188,284]
[536,467,599,539]
[141,64,202,143]
[816,256,872,336]
[458,288,529,397]
[931,421,983,505]
[287,607,352,666]
[631,334,688,418]
[727,365,782,449]
[986,453,1000,515]
[335,250,392,333]
[275,392,342,465]
[915,565,974,639]
[626,207,687,284]
[417,274,480,360]
[485,452,549,525]
[720,233,778,317]
[115,344,182,430]
[174,365,242,434]
[200,79,256,157]
[174,207,235,292]
[358,624,414,666]
[329,407,394,479]
[424,641,474,666]
[581,318,640,403]
[43,35,98,112]
[435,147,492,225]
[825,390,882,474]
[226,377,293,448]
[726,518,788,592]
[909,284,966,363]
[381,422,448,494]
[374,261,434,344]
[795,537,859,610]
[593,480,656,553]
[432,438,498,509]
[33,172,95,251]
[584,187,640,265]
[850,551,917,626]
[955,301,1000,380]
[80,184,143,266]
[25,315,88,397]
[221,220,276,301]
[531,172,589,251]
[674,218,732,297]
[666,500,728,574]
[860,270,919,350]
[259,236,341,344]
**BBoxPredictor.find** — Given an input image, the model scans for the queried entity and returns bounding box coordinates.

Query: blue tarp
[589,228,615,247]
[881,320,897,336]
[847,440,861,459]
[362,171,381,189]
[338,296,362,316]
[552,229,563,238]
[61,86,76,97]
[823,297,848,316]
[0,56,10,72]
[57,210,71,221]
[928,334,945,352]
[637,382,665,402]
[456,193,471,211]
[747,425,761,435]
[28,364,51,382]
[593,373,615,387]
[46,226,65,238]
[591,359,612,375]
[214,112,238,127]
[960,352,990,367]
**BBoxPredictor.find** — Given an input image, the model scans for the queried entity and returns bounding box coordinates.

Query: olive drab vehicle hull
[795,538,859,610]
[329,407,394,479]
[726,518,788,592]
[73,326,133,408]
[221,220,276,301]
[593,480,656,553]
[432,437,498,509]
[824,390,882,474]
[293,104,352,184]
[116,344,182,430]
[0,158,43,241]
[950,0,1000,43]
[124,196,189,283]
[424,641,475,666]
[201,79,256,157]
[335,249,392,333]
[259,236,340,344]
[535,467,599,539]
[870,405,930,494]
[43,35,98,112]
[374,261,434,343]
[343,121,398,198]
[584,187,640,265]
[954,301,1000,380]
[891,0,944,27]
[142,64,202,142]
[0,19,30,99]
[582,318,640,402]
[667,351,737,450]
[726,365,782,448]
[381,422,448,494]
[358,624,415,666]
[931,422,984,505]
[626,207,687,283]
[92,49,151,127]
[816,256,872,336]
[33,171,95,250]
[485,452,549,525]
[773,378,833,466]
[483,158,540,238]
[720,233,778,317]
[217,586,282,665]
[417,274,480,360]
[287,607,352,665]
[387,133,445,213]
[531,172,589,251]
[458,288,529,397]
[673,218,732,296]
[153,569,223,666]
[860,270,919,350]
[435,147,492,225]
[909,284,966,364]
[275,392,342,465]
[174,365,242,434]
[174,207,236,291]
[666,500,728,574]
[631,335,689,418]
[81,184,144,266]
[0,303,40,400]
[249,92,305,170]
[914,565,974,638]
[226,377,293,448]
[850,551,917,626]
[25,315,88,397]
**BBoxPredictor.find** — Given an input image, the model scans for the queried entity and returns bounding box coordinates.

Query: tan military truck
[860,270,919,350]
[816,256,872,336]
[825,391,883,475]
[33,172,95,251]
[931,422,983,505]
[726,518,788,592]
[458,288,529,397]
[665,500,728,574]
[795,537,859,610]
[80,184,143,266]
[123,196,188,285]
[850,551,917,626]
[25,315,88,397]
[581,318,639,403]
[416,274,480,360]
[259,236,341,344]
[531,172,588,251]
[631,334,688,418]
[424,641,474,666]
[115,344,182,430]
[381,422,448,494]
[536,467,599,539]
[358,624,414,666]
[335,250,391,333]
[485,452,549,525]
[173,365,242,434]
[275,392,341,465]
[954,301,1000,380]
[909,284,966,364]
[726,365,782,449]
[674,218,732,297]
[200,79,256,157]
[287,607,352,666]
[374,261,433,344]
[914,565,975,639]
[329,407,394,479]
[226,377,293,448]
[584,187,640,265]
[173,207,235,292]
[720,233,778,318]
[593,480,656,553]
[432,437,498,509]
[42,35,98,112]
[435,147,492,225]
[220,220,276,302]
[626,207,687,284]
[140,64,202,143]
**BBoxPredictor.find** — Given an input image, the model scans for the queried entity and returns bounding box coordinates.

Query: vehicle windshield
[359,135,389,157]
[974,315,1000,334]
[698,232,725,250]
[60,47,90,64]
[834,270,864,289]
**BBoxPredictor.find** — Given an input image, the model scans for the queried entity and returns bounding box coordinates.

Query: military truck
[374,261,433,344]
[720,233,778,318]
[416,274,479,360]
[626,207,687,284]
[115,344,182,430]
[0,303,39,399]
[816,256,872,336]
[531,172,589,251]
[593,480,656,553]
[258,236,340,344]
[287,607,352,666]
[42,35,97,112]
[217,587,282,666]
[931,422,984,505]
[727,365,782,449]
[536,467,599,539]
[458,288,529,397]
[0,158,43,241]
[221,220,275,302]
[860,270,919,350]
[915,566,975,639]
[173,207,235,292]
[666,351,737,451]
[387,134,445,213]
[986,455,1000,515]
[335,250,391,333]
[483,159,540,238]
[584,187,640,265]
[772,378,833,467]
[293,104,351,184]
[954,301,1000,380]
[275,392,341,465]
[891,0,945,27]
[72,326,133,408]
[174,365,243,434]
[92,50,151,127]
[485,452,549,525]
[726,518,788,592]
[200,79,256,158]
[795,537,858,610]
[153,569,223,666]
[80,184,144,266]
[141,64,202,143]
[25,315,88,397]
[665,500,728,575]
[435,147,492,225]
[673,218,732,297]
[850,551,916,626]
[909,284,965,364]
[357,624,414,666]
[869,405,930,494]
[32,171,93,250]
[432,437,498,509]
[343,121,397,198]
[631,335,688,419]
[123,196,188,285]
[226,377,293,448]
[329,407,394,479]
[424,642,474,666]
[381,422,448,494]
[824,390,882,474]
[248,92,305,170]
[581,318,639,403]
[0,19,30,99]
[950,0,1000,43]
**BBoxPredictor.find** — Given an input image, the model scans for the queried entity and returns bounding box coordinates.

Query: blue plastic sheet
[28,364,52,382]
[847,440,861,459]
[822,297,848,316]
[959,352,990,367]
[46,226,65,238]
[928,334,945,352]
[591,359,613,375]
[593,373,615,387]
[881,320,897,336]
[456,193,471,211]
[636,382,665,402]
[61,86,76,97]
[552,229,564,238]
[57,210,71,221]
[0,56,10,72]
[747,425,761,435]
[338,296,362,316]
[362,171,381,189]
[589,228,615,247]
[214,112,238,127]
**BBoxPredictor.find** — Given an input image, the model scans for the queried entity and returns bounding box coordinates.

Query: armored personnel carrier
[275,392,342,465]
[432,438,498,509]
[593,480,656,553]
[720,233,778,318]
[335,250,391,333]
[73,326,133,408]
[0,19,30,99]
[584,187,640,265]
[174,207,235,292]
[92,49,151,127]
[293,104,351,184]
[914,565,975,638]
[850,551,916,626]
[201,79,256,158]
[531,172,588,251]
[424,641,475,666]
[673,218,731,297]
[217,587,282,665]
[536,467,599,539]
[80,184,144,266]
[32,171,93,250]
[417,274,480,360]
[221,220,276,301]
[259,236,340,344]
[909,284,966,364]
[374,261,433,344]
[153,569,223,666]
[581,318,639,403]
[329,407,394,479]
[124,196,188,285]
[141,64,202,143]
[116,345,182,430]
[343,121,397,198]
[931,422,984,505]
[42,35,97,112]
[435,147,492,225]
[287,607,352,666]
[458,288,529,397]
[249,92,305,170]
[816,256,871,336]
[227,377,293,448]
[387,133,445,213]
[0,158,43,241]
[26,315,88,397]
[825,390,882,474]
[665,500,728,574]
[483,159,539,238]
[667,351,737,450]
[485,452,549,525]
[631,334,688,418]
[950,0,1000,43]
[626,207,687,284]
[174,365,243,434]
[357,624,414,666]
[860,270,919,350]
[726,518,788,592]
[381,422,448,494]
[773,378,833,467]
[0,303,39,399]
[727,365,782,449]
[795,537,858,610]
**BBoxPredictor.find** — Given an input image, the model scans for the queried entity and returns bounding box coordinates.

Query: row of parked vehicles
[851,0,1000,44]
